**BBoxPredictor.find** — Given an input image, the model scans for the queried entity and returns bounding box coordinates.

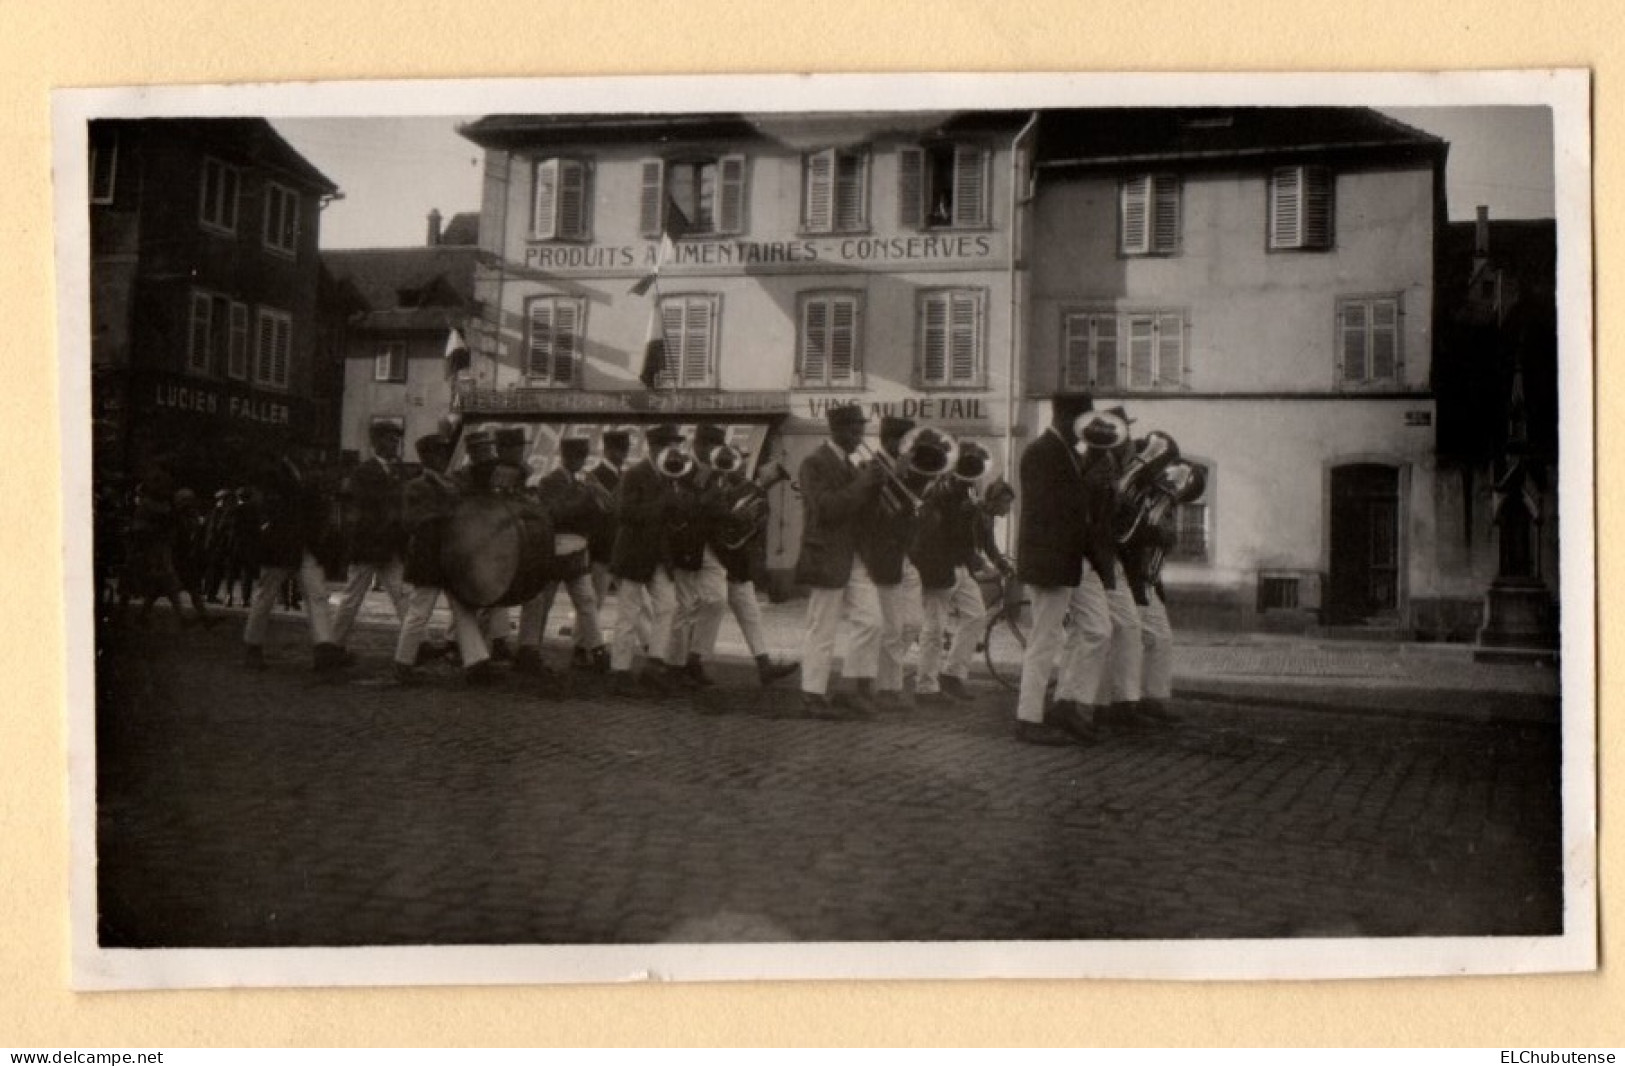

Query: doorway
[1327,463,1401,624]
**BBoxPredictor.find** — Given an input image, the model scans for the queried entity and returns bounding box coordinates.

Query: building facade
[324,211,480,459]
[1025,109,1451,632]
[456,112,1033,594]
[89,118,340,490]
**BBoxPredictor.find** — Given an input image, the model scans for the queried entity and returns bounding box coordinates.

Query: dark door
[1327,464,1400,623]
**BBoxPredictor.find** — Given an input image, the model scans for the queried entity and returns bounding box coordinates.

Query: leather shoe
[1136,699,1178,726]
[1046,699,1100,745]
[915,690,951,706]
[1016,720,1078,747]
[757,659,799,686]
[801,693,845,720]
[939,675,975,702]
[843,689,879,719]
[464,659,499,685]
[514,647,552,676]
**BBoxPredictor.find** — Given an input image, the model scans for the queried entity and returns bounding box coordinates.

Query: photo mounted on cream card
[55,71,1594,988]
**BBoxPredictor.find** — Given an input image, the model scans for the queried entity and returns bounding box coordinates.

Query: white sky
[273,107,1556,250]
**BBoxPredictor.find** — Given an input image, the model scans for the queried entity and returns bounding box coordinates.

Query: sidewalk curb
[1172,684,1559,726]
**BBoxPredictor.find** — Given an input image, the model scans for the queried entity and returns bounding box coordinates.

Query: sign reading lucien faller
[55,71,1595,992]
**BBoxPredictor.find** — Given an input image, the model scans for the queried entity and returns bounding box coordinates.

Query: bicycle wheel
[983,606,1029,691]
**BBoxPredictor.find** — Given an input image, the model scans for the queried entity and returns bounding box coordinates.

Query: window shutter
[801,299,829,384]
[1121,176,1150,255]
[953,147,988,227]
[188,292,212,372]
[553,300,580,385]
[222,166,239,231]
[528,300,555,378]
[1303,165,1333,249]
[830,297,857,384]
[658,301,684,389]
[1371,299,1398,380]
[835,153,866,231]
[949,293,979,384]
[1339,302,1368,383]
[228,302,248,379]
[1063,314,1091,389]
[1128,315,1155,388]
[532,158,559,240]
[718,155,746,234]
[1152,175,1180,253]
[898,147,925,229]
[682,299,713,386]
[254,310,273,383]
[1155,312,1184,386]
[1095,314,1119,389]
[271,316,290,388]
[921,294,948,384]
[284,191,300,250]
[804,150,835,233]
[559,160,588,239]
[639,160,664,237]
[1271,166,1302,249]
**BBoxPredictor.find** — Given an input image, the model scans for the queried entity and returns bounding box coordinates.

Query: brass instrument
[1139,461,1207,586]
[655,444,695,480]
[1071,410,1132,460]
[1115,431,1183,544]
[856,427,959,519]
[952,440,993,485]
[715,460,791,551]
[707,444,745,475]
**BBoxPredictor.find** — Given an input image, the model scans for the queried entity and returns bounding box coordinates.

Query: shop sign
[800,393,994,424]
[143,375,301,428]
[455,387,791,417]
[524,234,999,273]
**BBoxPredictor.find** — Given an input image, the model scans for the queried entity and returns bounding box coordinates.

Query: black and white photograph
[56,72,1595,988]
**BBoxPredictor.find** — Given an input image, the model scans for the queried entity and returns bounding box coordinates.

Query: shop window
[1120,173,1180,256]
[797,292,863,388]
[651,294,720,389]
[899,144,989,229]
[254,307,292,389]
[526,297,585,387]
[1336,295,1402,385]
[639,157,747,237]
[802,148,869,234]
[532,158,592,241]
[918,289,985,388]
[199,156,240,234]
[1269,165,1334,251]
[263,182,300,255]
[374,342,407,383]
[90,132,117,205]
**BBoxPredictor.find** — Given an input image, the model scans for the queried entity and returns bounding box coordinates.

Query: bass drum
[439,495,557,608]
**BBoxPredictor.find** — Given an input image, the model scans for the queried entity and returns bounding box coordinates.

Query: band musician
[526,436,610,674]
[608,423,686,694]
[794,403,887,718]
[585,430,630,617]
[331,421,410,651]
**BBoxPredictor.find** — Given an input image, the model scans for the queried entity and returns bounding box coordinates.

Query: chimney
[427,208,443,247]
[1475,205,1490,257]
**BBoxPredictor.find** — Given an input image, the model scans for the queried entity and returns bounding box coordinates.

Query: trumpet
[655,444,695,480]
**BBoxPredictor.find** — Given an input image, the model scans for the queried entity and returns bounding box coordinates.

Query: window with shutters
[1062,311,1121,391]
[373,342,407,383]
[917,289,986,388]
[1336,295,1402,386]
[1064,308,1186,391]
[640,157,747,237]
[801,149,869,234]
[1120,174,1181,256]
[796,292,864,388]
[90,132,118,205]
[199,156,240,234]
[262,182,300,256]
[647,295,720,390]
[1269,165,1334,250]
[525,296,586,387]
[531,157,592,241]
[253,307,292,389]
[187,290,214,376]
[898,144,990,229]
[226,302,249,380]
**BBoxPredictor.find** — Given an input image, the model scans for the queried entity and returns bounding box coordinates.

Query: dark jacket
[534,467,597,537]
[794,442,883,589]
[401,468,461,587]
[347,456,407,564]
[610,460,677,583]
[1016,428,1093,590]
[909,482,979,590]
[666,468,729,573]
[709,473,768,584]
[585,460,622,561]
[256,460,328,570]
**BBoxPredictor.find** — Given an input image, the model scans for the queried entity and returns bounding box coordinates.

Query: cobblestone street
[93,606,1564,948]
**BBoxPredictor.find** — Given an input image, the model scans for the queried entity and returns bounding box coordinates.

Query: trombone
[855,427,960,519]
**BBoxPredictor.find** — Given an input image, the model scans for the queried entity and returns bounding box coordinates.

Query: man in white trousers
[331,421,409,651]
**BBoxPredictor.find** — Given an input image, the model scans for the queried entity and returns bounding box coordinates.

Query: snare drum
[550,532,590,581]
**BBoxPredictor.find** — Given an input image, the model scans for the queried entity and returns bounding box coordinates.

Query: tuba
[655,444,695,481]
[716,460,791,551]
[1139,461,1208,587]
[707,444,746,475]
[1114,431,1183,544]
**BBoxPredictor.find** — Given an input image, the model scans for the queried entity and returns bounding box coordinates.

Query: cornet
[655,444,695,480]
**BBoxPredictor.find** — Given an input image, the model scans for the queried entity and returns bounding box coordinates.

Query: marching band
[121,391,1204,747]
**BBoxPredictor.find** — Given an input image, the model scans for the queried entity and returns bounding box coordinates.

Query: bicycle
[977,570,1031,691]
